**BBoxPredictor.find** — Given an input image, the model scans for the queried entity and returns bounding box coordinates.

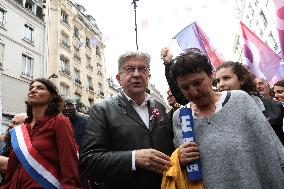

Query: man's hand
[0,156,8,173]
[178,141,200,167]
[161,47,173,64]
[135,149,172,174]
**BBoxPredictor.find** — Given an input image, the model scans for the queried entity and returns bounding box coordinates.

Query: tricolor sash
[10,124,61,189]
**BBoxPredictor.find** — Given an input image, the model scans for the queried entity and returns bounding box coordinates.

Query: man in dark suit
[80,51,174,189]
[255,78,284,145]
[62,97,88,149]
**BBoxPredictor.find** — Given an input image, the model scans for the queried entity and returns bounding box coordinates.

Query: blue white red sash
[10,124,61,189]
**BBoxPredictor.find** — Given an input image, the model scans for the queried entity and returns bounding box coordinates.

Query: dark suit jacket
[79,92,174,189]
[261,97,284,145]
[71,114,88,149]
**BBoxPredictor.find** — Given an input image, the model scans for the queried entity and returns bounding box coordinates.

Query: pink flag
[240,22,281,82]
[173,22,223,70]
[195,23,223,69]
[274,0,284,58]
[140,20,149,28]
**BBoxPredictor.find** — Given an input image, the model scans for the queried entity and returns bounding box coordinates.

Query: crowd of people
[0,48,283,189]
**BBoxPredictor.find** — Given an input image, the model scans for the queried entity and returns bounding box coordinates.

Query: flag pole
[131,0,139,50]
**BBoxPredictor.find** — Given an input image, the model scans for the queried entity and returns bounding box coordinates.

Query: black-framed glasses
[121,65,149,75]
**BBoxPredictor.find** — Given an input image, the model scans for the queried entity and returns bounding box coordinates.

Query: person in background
[215,61,284,145]
[215,61,264,110]
[1,113,28,157]
[171,50,284,188]
[255,77,272,98]
[0,78,81,189]
[161,47,189,106]
[62,97,88,149]
[62,97,92,189]
[80,51,174,189]
[274,79,284,103]
[0,113,27,181]
[166,89,180,125]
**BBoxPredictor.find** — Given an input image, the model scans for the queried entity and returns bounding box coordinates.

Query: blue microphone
[179,107,202,181]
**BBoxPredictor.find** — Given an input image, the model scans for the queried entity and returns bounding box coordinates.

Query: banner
[173,22,223,70]
[240,21,281,82]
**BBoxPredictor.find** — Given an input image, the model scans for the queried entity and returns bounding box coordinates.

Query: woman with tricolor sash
[0,78,81,189]
[168,49,284,188]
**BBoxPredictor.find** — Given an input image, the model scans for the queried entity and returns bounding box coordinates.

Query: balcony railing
[75,78,81,85]
[23,37,34,44]
[97,71,103,77]
[60,41,71,50]
[88,85,94,91]
[61,19,71,28]
[86,64,93,71]
[74,54,81,62]
[0,21,4,27]
[21,72,33,79]
[60,68,71,76]
[74,85,82,94]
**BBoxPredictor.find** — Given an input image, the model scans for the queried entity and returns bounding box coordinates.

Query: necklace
[207,117,211,125]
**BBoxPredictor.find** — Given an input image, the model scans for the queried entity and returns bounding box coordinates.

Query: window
[98,82,104,96]
[86,55,91,64]
[60,82,70,96]
[24,24,34,43]
[108,78,114,87]
[22,54,33,78]
[259,11,268,27]
[24,0,36,15]
[97,63,102,75]
[269,32,278,51]
[86,56,93,70]
[0,7,6,27]
[60,55,70,75]
[87,76,93,91]
[74,47,80,61]
[248,3,254,16]
[61,10,68,23]
[74,69,81,84]
[60,33,68,44]
[75,93,81,100]
[0,43,4,68]
[88,98,94,106]
[254,0,259,6]
[60,33,70,49]
[96,46,101,57]
[74,26,79,39]
[86,37,90,48]
[259,29,264,37]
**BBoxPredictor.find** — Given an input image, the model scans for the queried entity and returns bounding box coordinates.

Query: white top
[124,92,151,128]
[123,92,152,171]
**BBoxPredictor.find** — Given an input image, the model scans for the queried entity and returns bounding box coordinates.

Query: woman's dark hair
[216,61,259,96]
[171,48,212,82]
[275,79,284,87]
[26,78,63,122]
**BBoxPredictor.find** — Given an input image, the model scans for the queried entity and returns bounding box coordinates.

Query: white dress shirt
[123,92,151,170]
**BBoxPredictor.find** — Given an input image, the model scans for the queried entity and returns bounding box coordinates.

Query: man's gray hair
[259,78,270,88]
[118,51,151,71]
